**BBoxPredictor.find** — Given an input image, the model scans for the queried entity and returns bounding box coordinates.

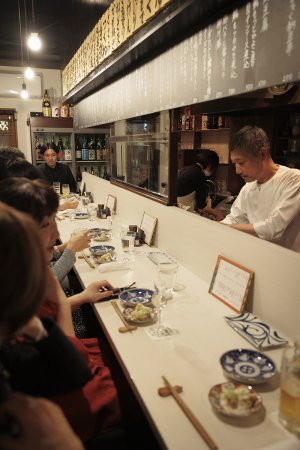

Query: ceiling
[0,0,113,70]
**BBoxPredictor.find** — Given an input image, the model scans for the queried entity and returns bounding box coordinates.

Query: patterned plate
[220,349,276,384]
[224,312,288,349]
[119,288,154,307]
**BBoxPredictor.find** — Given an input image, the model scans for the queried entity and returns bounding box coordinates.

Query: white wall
[83,172,300,340]
[0,65,62,160]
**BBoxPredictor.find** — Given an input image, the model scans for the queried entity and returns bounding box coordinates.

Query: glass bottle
[81,136,89,161]
[88,136,96,161]
[42,90,52,117]
[103,165,110,180]
[35,135,42,160]
[76,166,82,193]
[75,137,82,161]
[96,136,102,161]
[57,136,65,160]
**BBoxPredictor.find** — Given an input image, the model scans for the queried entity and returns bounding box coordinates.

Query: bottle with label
[96,136,102,161]
[57,136,65,160]
[88,136,96,161]
[60,103,69,118]
[81,136,89,161]
[42,90,52,117]
[64,136,72,161]
[35,135,42,160]
[75,137,82,161]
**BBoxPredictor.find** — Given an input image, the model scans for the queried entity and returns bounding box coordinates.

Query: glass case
[110,111,170,200]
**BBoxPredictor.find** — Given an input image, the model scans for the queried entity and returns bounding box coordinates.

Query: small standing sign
[209,255,254,313]
[140,212,157,246]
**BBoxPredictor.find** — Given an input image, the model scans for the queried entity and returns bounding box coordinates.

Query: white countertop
[58,216,299,450]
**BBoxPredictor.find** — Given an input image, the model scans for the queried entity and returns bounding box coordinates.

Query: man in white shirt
[222,125,300,253]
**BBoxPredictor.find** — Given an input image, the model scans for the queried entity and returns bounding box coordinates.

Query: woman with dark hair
[0,203,87,449]
[38,145,77,193]
[177,149,225,221]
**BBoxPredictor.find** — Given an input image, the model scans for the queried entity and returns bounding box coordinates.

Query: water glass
[279,343,300,434]
[121,232,135,253]
[62,184,70,197]
[52,182,61,194]
[158,261,178,300]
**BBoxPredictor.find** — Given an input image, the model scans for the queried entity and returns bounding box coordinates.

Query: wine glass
[149,287,171,337]
[157,261,178,300]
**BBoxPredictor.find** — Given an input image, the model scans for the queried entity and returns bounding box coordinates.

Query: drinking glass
[121,232,135,254]
[279,342,300,434]
[62,184,70,197]
[157,261,178,300]
[52,182,61,194]
[149,285,174,337]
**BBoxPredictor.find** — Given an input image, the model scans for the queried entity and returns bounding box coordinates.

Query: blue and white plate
[119,288,154,308]
[89,245,115,256]
[224,312,289,349]
[220,349,276,384]
[74,212,89,219]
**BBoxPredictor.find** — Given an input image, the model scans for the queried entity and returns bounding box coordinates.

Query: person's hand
[82,280,114,304]
[213,210,226,221]
[59,197,79,211]
[67,232,91,253]
[17,316,48,342]
[0,392,84,450]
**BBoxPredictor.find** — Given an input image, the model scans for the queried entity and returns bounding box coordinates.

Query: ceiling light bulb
[24,67,35,79]
[27,32,42,51]
[20,83,29,99]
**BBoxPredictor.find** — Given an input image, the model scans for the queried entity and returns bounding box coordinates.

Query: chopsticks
[80,252,95,269]
[162,376,218,450]
[111,301,137,332]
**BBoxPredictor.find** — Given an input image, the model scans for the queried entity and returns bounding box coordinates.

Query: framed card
[209,256,254,313]
[140,212,157,246]
[106,194,116,213]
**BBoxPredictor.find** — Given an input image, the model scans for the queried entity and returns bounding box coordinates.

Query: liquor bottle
[35,135,42,160]
[96,136,102,161]
[91,166,95,175]
[76,166,82,193]
[60,103,69,118]
[42,90,52,117]
[75,137,82,161]
[64,136,72,161]
[103,165,110,180]
[57,136,65,160]
[88,136,96,161]
[81,136,89,161]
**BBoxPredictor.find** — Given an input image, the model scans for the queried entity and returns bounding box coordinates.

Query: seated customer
[0,202,85,450]
[0,178,122,442]
[177,150,225,221]
[222,125,300,252]
[38,144,77,194]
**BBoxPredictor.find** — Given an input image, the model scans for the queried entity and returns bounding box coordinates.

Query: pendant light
[23,0,35,79]
[27,0,42,51]
[18,0,29,99]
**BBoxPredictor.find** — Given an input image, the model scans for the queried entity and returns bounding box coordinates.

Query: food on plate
[94,231,110,241]
[129,304,152,321]
[93,252,113,263]
[219,383,257,411]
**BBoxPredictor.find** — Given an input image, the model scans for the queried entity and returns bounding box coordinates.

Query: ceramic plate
[123,305,157,325]
[93,230,112,241]
[224,312,288,349]
[91,254,116,264]
[74,212,89,219]
[209,382,263,417]
[89,245,115,256]
[119,288,154,307]
[220,349,276,384]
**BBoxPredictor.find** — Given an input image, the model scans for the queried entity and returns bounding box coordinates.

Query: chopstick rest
[158,385,183,397]
[161,376,218,450]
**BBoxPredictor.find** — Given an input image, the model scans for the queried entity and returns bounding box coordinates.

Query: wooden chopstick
[162,376,218,450]
[81,252,95,269]
[111,301,137,331]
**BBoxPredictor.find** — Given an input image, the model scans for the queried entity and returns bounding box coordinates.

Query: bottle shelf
[76,160,109,163]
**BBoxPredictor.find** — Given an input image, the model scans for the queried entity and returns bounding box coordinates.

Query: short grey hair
[229,126,270,156]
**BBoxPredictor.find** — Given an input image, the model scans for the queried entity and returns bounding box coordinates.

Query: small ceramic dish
[220,349,276,384]
[74,212,89,219]
[123,304,157,325]
[88,228,101,237]
[209,382,263,417]
[89,245,115,257]
[93,230,112,241]
[119,288,154,308]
